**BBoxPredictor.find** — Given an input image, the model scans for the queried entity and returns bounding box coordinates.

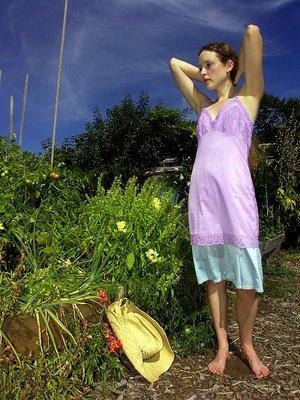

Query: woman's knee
[206,280,227,294]
[207,280,226,288]
[236,288,257,299]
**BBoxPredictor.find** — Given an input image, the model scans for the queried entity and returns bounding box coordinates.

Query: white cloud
[7,0,20,33]
[99,60,168,77]
[69,28,87,63]
[262,0,298,8]
[116,0,246,32]
[118,0,298,32]
[58,73,90,120]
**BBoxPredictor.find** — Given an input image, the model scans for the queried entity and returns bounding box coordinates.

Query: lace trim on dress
[197,97,253,149]
[190,233,259,248]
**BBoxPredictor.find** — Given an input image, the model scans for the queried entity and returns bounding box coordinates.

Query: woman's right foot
[208,348,231,375]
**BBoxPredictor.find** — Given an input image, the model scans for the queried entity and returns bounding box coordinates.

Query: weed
[263,281,296,298]
[264,262,295,279]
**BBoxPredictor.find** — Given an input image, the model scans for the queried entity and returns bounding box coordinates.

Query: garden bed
[1,302,99,354]
[95,250,300,400]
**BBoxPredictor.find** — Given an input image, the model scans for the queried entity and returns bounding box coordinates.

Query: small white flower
[116,221,127,233]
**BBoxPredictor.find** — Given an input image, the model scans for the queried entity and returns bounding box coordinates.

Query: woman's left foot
[241,347,270,379]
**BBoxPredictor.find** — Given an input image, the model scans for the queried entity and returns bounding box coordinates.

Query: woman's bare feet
[208,348,231,375]
[241,347,270,379]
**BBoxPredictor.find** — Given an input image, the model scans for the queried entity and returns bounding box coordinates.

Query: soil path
[93,251,300,400]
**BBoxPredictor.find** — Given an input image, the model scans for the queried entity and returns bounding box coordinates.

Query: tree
[275,109,299,189]
[253,103,300,238]
[102,92,152,184]
[147,106,196,161]
[255,93,300,143]
[57,92,197,188]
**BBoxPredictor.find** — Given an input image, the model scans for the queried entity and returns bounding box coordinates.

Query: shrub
[0,140,213,397]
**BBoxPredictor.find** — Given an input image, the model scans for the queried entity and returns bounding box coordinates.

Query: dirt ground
[92,250,300,400]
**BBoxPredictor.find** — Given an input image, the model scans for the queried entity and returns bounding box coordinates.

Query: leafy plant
[264,261,295,279]
[253,107,299,239]
[0,142,213,396]
[50,92,197,189]
[262,250,299,298]
[272,110,300,235]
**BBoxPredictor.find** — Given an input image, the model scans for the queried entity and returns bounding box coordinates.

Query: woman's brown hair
[198,42,239,82]
[248,134,261,171]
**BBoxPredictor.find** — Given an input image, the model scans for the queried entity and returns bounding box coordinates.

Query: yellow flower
[152,197,161,210]
[116,221,127,233]
[145,249,161,263]
[285,198,296,211]
[0,223,5,231]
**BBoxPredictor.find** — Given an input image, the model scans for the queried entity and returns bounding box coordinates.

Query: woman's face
[198,50,229,89]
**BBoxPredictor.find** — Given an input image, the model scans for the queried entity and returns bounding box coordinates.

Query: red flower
[97,289,109,305]
[103,322,122,353]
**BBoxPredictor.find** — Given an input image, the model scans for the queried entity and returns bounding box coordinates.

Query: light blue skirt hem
[192,244,264,293]
[196,277,264,293]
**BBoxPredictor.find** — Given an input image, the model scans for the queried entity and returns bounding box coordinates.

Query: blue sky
[0,0,299,153]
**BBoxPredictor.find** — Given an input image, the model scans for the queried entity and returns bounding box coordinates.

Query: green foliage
[170,305,216,357]
[253,104,300,238]
[0,318,125,400]
[84,177,185,301]
[255,93,300,143]
[275,110,299,189]
[258,205,284,239]
[50,92,197,188]
[263,282,296,298]
[0,139,213,396]
[273,111,299,233]
[262,250,299,298]
[264,261,295,279]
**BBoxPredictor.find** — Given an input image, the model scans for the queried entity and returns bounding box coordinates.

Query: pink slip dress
[188,96,263,292]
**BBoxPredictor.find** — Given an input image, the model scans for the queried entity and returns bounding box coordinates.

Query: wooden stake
[10,96,14,142]
[19,73,29,148]
[50,0,69,168]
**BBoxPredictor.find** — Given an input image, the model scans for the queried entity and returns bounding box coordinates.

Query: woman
[170,25,270,379]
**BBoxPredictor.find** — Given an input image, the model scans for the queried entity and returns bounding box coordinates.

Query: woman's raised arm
[169,58,210,115]
[235,25,264,100]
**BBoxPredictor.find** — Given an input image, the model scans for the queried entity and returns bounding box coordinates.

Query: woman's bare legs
[206,280,231,375]
[236,289,270,379]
